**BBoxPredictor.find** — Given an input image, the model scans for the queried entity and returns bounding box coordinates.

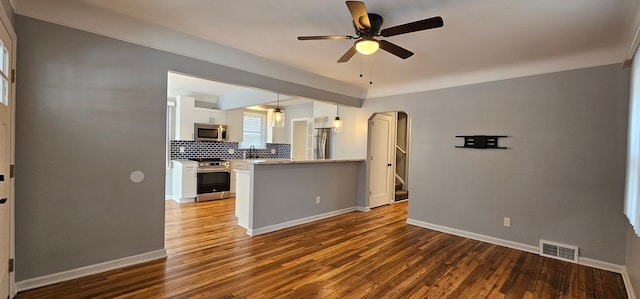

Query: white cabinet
[175,96,196,140]
[194,107,227,125]
[229,160,249,197]
[172,160,197,203]
[226,108,244,142]
[235,169,251,229]
[174,97,243,142]
[230,170,235,196]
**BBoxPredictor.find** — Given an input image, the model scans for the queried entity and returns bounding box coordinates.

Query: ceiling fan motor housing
[354,13,383,37]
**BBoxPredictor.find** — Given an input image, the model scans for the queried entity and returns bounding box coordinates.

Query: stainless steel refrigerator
[315,128,333,159]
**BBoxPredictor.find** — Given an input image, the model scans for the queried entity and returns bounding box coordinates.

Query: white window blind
[240,110,267,149]
[626,50,640,236]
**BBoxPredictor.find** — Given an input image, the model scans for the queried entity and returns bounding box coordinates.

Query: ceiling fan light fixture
[355,39,379,55]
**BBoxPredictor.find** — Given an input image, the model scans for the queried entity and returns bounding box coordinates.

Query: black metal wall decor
[456,135,507,149]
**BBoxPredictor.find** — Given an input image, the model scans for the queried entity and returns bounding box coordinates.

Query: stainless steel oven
[191,158,231,201]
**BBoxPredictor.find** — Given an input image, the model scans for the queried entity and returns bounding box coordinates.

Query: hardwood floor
[18,198,627,298]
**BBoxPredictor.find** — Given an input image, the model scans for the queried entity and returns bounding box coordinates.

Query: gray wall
[14,16,360,281]
[627,226,640,298]
[360,64,630,264]
[252,161,364,228]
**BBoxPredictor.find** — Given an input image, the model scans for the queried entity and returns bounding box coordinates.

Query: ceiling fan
[297,1,444,63]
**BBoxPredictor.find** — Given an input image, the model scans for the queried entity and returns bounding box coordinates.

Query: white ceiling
[14,0,640,100]
[167,72,311,108]
[167,72,243,102]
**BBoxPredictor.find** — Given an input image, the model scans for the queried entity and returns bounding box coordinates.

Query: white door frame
[0,3,15,297]
[404,114,412,193]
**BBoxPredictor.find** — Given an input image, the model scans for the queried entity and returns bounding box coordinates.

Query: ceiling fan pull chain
[360,55,363,78]
[369,56,374,85]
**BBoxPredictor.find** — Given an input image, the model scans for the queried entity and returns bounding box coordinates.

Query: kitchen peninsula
[235,159,366,235]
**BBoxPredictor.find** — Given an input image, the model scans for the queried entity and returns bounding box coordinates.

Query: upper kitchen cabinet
[174,95,242,142]
[226,108,244,143]
[175,96,196,140]
[194,107,226,125]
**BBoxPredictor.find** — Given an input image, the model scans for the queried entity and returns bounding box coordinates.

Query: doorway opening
[291,118,313,160]
[367,111,411,209]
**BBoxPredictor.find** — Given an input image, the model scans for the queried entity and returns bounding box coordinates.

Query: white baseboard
[173,197,195,203]
[248,207,357,236]
[622,266,637,299]
[16,249,167,292]
[578,257,625,273]
[406,218,634,298]
[165,195,172,200]
[406,218,539,254]
[356,206,370,212]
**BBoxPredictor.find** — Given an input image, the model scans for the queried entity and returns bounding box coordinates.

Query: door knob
[387,163,392,167]
[0,174,3,181]
[0,198,6,204]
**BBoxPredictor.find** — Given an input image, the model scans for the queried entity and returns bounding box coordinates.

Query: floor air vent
[539,240,578,263]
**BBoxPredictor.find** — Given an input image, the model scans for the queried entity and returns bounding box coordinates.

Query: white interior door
[0,16,11,299]
[0,123,8,299]
[369,114,394,208]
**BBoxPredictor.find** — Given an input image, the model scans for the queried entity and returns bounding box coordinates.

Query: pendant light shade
[272,93,285,127]
[333,105,343,132]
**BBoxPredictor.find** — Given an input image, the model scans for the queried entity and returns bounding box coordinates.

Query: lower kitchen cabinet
[229,160,249,197]
[172,160,197,203]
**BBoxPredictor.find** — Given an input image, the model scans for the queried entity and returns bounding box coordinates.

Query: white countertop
[246,158,365,165]
[171,159,197,164]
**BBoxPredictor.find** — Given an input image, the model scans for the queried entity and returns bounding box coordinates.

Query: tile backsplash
[171,140,291,160]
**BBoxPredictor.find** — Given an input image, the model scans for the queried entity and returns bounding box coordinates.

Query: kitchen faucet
[249,145,257,159]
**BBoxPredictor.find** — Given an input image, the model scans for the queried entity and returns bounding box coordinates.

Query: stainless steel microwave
[194,123,227,141]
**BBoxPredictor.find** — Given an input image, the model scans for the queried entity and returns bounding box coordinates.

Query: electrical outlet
[316,196,321,204]
[179,146,185,153]
[271,149,276,154]
[504,217,511,227]
[228,148,235,154]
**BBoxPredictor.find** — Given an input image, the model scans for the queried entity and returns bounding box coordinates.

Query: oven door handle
[197,168,230,174]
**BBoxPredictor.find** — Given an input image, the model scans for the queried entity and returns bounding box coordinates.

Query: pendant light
[333,105,343,132]
[272,93,285,127]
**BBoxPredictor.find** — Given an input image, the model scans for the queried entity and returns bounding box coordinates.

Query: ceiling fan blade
[379,40,414,59]
[337,45,357,63]
[346,1,371,29]
[380,16,444,37]
[298,35,354,40]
